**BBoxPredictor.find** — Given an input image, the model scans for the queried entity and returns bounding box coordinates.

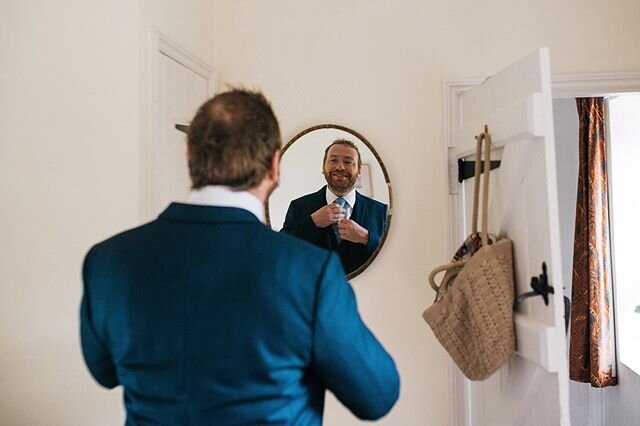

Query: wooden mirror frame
[266,124,392,280]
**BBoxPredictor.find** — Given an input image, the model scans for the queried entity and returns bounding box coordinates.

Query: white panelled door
[149,41,214,217]
[447,48,570,425]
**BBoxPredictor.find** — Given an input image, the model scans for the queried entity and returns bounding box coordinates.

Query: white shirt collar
[186,185,265,223]
[325,187,357,209]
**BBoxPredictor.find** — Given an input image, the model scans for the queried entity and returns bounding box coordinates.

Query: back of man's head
[187,89,281,190]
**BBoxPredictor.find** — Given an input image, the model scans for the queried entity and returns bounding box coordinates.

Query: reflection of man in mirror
[282,139,388,275]
[80,91,399,423]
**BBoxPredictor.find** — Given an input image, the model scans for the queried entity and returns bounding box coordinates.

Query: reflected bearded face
[322,144,361,194]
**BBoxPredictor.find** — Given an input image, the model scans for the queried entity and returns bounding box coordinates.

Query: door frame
[142,31,216,219]
[442,71,640,426]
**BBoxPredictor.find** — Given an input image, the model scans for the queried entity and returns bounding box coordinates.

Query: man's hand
[338,219,369,245]
[311,203,345,228]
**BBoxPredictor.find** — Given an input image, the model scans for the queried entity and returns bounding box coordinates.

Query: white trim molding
[441,78,482,259]
[142,30,216,220]
[157,35,216,88]
[552,72,640,98]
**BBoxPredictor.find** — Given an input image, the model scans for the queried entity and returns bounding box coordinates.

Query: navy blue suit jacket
[80,203,399,425]
[281,187,388,275]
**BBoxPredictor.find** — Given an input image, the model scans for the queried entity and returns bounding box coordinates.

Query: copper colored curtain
[569,97,617,388]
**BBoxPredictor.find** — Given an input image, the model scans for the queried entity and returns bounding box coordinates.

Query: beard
[323,169,358,194]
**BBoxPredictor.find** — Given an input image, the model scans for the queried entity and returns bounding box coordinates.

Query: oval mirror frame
[267,124,392,280]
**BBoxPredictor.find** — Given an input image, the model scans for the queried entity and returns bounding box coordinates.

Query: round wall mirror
[268,124,392,279]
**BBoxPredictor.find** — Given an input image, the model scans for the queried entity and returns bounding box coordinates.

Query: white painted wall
[0,1,139,424]
[553,98,591,426]
[603,95,640,426]
[0,1,213,424]
[2,0,640,424]
[553,98,579,298]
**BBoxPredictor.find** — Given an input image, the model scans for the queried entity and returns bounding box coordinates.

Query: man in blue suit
[80,89,399,425]
[281,140,388,275]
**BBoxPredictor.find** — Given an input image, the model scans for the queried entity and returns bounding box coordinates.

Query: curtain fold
[569,97,617,388]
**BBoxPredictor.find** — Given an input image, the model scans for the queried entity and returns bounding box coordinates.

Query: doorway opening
[554,92,640,426]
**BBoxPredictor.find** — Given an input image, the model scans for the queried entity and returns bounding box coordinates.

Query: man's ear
[269,149,281,183]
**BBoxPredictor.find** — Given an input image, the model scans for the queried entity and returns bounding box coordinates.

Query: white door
[447,48,570,425]
[148,35,215,217]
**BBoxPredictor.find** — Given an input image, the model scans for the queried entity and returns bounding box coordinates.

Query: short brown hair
[187,89,281,190]
[322,139,362,169]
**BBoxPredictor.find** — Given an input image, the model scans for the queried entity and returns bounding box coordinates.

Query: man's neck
[249,177,277,204]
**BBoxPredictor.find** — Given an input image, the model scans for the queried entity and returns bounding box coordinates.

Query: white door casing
[444,48,570,426]
[145,32,215,219]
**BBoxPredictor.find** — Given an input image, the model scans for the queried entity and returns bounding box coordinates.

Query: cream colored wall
[0,1,213,425]
[0,1,139,424]
[209,1,640,424]
[2,0,640,425]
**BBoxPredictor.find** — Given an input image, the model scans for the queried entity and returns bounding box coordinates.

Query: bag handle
[428,261,466,292]
[471,133,482,234]
[428,126,493,293]
[473,126,492,247]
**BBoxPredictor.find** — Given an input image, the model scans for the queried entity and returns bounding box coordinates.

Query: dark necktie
[333,197,346,243]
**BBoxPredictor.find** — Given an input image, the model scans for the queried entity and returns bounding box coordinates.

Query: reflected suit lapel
[350,192,366,226]
[310,186,337,248]
[310,187,327,211]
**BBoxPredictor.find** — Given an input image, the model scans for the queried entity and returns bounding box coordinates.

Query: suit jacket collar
[314,186,327,201]
[305,187,328,211]
[159,202,262,224]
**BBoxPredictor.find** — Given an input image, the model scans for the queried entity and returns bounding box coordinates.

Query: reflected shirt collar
[325,187,357,210]
[186,185,265,223]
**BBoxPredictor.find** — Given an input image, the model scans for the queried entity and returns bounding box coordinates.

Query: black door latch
[515,262,555,306]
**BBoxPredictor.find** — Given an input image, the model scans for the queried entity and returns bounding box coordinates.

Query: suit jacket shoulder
[355,191,387,212]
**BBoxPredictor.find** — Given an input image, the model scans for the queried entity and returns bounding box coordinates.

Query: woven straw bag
[423,127,515,381]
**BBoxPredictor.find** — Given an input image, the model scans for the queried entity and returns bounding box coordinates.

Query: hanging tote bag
[423,127,516,381]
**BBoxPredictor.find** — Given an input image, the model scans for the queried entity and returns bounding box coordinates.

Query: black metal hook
[515,262,555,306]
[457,158,501,182]
[175,123,189,133]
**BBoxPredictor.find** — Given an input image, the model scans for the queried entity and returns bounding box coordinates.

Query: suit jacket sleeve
[80,247,119,389]
[339,201,387,274]
[364,202,387,255]
[281,199,326,245]
[312,254,400,419]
